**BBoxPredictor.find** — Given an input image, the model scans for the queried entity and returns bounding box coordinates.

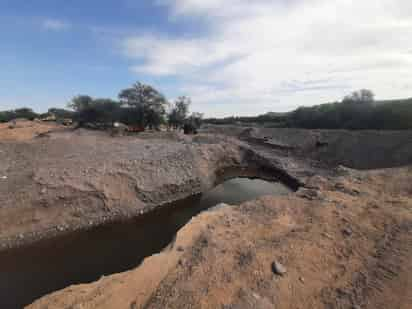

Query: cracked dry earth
[29,166,412,309]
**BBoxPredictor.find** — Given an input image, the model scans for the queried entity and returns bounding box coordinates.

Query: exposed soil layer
[204,125,412,169]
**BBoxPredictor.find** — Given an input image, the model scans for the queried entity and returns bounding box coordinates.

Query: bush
[0,108,39,123]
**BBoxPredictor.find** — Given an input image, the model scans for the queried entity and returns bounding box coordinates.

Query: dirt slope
[29,166,412,309]
[204,125,412,169]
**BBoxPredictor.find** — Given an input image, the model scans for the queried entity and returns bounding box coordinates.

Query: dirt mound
[29,166,412,309]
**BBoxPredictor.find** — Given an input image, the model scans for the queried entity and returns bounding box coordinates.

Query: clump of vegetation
[66,82,201,131]
[0,108,38,123]
[0,81,202,133]
[118,82,168,130]
[169,96,191,130]
[68,96,122,128]
[288,90,412,130]
[3,87,410,131]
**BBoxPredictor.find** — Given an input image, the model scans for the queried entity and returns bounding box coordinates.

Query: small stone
[299,277,305,283]
[342,228,353,236]
[271,261,287,276]
[322,232,334,239]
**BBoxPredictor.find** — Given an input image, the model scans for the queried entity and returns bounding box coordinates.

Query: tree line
[2,88,412,130]
[205,90,412,130]
[0,82,203,131]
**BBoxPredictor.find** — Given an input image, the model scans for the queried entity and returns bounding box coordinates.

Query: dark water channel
[0,178,291,308]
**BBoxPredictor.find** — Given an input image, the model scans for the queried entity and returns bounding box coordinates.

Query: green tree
[13,108,38,120]
[68,96,121,127]
[119,82,167,129]
[343,89,375,104]
[168,96,191,129]
[67,95,94,111]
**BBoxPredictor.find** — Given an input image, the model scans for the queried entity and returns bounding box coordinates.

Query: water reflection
[0,178,290,308]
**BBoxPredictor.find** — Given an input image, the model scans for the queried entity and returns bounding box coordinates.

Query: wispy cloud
[121,0,412,116]
[42,18,71,31]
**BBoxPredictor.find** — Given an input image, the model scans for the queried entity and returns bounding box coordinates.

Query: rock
[296,188,324,200]
[335,181,361,196]
[271,261,287,276]
[322,232,334,239]
[305,175,328,190]
[342,228,353,236]
[209,203,230,211]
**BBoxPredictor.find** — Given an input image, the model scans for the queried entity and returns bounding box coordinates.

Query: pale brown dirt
[29,166,412,309]
[0,120,60,141]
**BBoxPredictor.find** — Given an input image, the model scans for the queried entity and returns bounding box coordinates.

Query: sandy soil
[29,166,412,309]
[0,119,60,141]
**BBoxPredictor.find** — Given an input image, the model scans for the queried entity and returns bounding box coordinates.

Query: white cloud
[42,19,71,31]
[123,0,412,116]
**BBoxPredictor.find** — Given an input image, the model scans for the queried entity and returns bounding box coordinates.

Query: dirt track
[1,121,412,308]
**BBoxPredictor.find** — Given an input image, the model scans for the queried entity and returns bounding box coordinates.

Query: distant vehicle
[126,126,145,133]
[41,115,56,122]
[61,119,73,126]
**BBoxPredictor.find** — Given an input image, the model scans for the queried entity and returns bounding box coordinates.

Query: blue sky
[1,0,412,117]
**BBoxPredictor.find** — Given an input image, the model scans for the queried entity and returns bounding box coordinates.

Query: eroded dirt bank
[29,166,412,309]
